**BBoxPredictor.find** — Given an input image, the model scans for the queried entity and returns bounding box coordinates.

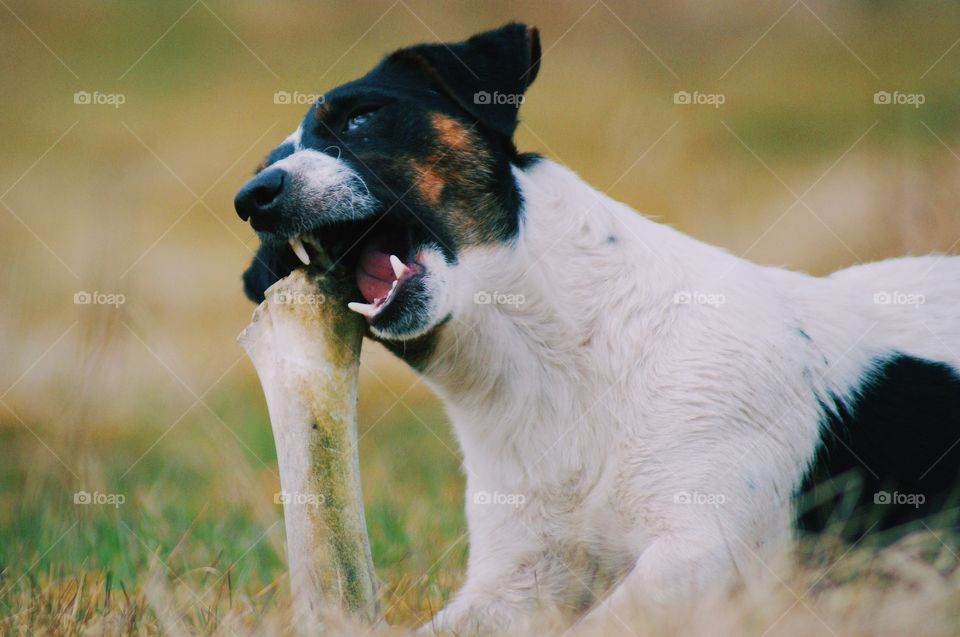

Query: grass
[0,406,465,632]
[0,375,468,632]
[4,0,960,634]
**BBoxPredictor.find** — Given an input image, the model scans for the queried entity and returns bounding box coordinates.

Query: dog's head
[236,23,540,341]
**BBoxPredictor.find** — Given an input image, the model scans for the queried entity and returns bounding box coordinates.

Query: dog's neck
[414,159,723,475]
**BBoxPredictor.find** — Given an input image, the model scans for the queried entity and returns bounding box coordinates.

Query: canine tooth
[289,236,310,265]
[389,254,406,279]
[347,302,377,318]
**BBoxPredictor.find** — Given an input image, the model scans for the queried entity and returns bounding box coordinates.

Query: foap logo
[673,90,725,108]
[473,91,524,106]
[274,291,325,306]
[874,490,925,508]
[673,490,726,508]
[474,290,525,308]
[274,491,325,507]
[273,90,325,106]
[874,90,925,108]
[73,90,126,108]
[74,490,125,508]
[473,490,526,508]
[74,291,126,307]
[873,290,925,308]
[673,290,726,307]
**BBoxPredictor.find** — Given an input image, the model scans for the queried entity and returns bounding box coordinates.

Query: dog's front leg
[418,512,553,635]
[568,534,728,634]
[573,512,788,633]
[418,556,547,635]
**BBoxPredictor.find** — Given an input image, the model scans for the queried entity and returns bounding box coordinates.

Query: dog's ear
[387,22,541,138]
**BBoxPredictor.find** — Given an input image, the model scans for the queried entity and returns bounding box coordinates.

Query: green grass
[0,382,467,627]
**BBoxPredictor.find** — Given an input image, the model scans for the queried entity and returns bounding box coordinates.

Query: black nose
[234,168,286,223]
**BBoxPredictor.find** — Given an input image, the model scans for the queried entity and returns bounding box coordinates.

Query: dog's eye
[344,109,377,133]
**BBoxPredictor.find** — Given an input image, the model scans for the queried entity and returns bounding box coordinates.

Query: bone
[238,268,381,631]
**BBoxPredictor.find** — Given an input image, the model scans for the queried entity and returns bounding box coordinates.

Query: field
[3,1,960,634]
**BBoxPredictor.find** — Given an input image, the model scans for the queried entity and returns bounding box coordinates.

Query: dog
[235,23,960,634]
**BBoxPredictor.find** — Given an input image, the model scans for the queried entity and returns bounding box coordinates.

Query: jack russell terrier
[235,23,960,634]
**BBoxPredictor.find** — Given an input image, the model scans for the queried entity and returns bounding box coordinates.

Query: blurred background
[2,0,960,632]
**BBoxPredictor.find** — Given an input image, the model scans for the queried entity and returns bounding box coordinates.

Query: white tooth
[347,302,377,318]
[289,236,310,265]
[389,254,406,279]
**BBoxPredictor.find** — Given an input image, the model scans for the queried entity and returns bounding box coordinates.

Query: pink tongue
[356,244,395,303]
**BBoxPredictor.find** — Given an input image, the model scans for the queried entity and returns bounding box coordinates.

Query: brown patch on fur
[312,102,333,122]
[431,113,471,151]
[409,159,445,207]
[399,116,503,246]
[254,156,269,174]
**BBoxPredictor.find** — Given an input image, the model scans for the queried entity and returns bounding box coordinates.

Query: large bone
[238,268,381,631]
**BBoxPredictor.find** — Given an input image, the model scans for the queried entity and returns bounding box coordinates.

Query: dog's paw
[416,602,522,636]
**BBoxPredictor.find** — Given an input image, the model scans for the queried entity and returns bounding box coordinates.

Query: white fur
[269,148,375,227]
[410,159,960,633]
[284,125,303,150]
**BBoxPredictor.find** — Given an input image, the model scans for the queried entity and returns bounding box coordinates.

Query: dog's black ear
[387,22,541,137]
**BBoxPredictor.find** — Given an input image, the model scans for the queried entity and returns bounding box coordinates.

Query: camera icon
[873,91,891,105]
[74,291,92,305]
[673,491,692,505]
[873,291,892,305]
[74,490,92,504]
[474,291,492,305]
[74,91,91,105]
[273,90,292,105]
[673,291,692,305]
[473,490,492,505]
[874,490,891,505]
[473,91,491,105]
[274,491,291,505]
[673,91,692,105]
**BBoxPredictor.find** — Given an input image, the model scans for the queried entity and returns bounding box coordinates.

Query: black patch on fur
[369,276,432,336]
[256,142,295,174]
[798,354,960,539]
[242,242,300,303]
[377,314,452,371]
[514,151,543,171]
[389,22,540,138]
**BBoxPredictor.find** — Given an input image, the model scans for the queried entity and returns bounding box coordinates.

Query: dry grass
[4,533,960,636]
[3,1,960,635]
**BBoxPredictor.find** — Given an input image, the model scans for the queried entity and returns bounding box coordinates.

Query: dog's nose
[234,168,286,223]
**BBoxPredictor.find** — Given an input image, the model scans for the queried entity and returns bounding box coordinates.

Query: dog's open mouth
[284,219,426,324]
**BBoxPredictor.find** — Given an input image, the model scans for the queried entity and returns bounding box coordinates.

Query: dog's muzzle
[234,150,375,235]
